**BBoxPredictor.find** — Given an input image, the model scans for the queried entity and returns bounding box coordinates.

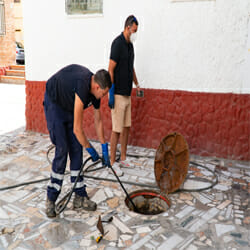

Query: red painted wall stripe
[25,81,250,161]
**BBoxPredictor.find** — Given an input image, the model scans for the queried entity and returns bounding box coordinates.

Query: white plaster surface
[0,84,25,135]
[22,0,250,93]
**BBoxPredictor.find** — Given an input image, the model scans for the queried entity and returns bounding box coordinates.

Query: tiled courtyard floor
[0,128,249,250]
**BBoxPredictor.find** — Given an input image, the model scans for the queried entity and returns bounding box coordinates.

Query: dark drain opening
[125,189,171,215]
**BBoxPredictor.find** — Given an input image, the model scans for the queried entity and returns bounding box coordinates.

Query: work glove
[86,144,100,162]
[101,143,111,167]
[108,83,115,109]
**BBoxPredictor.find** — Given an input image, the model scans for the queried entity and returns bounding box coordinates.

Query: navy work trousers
[44,93,87,202]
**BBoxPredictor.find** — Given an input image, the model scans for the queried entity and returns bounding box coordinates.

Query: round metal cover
[154,132,189,194]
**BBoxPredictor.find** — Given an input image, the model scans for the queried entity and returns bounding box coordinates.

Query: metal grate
[0,1,5,36]
[65,0,103,15]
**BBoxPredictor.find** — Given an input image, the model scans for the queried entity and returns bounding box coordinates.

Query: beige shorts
[111,95,131,133]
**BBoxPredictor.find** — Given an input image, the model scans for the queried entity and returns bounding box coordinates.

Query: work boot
[73,194,97,211]
[46,198,56,218]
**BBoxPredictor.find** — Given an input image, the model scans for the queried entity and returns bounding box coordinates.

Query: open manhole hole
[125,132,189,215]
[125,189,171,215]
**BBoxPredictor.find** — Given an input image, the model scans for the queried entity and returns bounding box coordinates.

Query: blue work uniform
[43,64,100,202]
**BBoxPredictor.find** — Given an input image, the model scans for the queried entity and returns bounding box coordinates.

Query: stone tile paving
[0,128,249,250]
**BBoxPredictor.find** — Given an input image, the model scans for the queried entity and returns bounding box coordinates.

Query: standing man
[44,64,111,218]
[108,15,140,176]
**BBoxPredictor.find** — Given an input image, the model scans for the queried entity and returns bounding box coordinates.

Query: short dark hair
[124,15,138,28]
[94,69,112,89]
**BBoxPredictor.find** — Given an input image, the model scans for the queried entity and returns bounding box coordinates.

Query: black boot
[73,194,97,211]
[46,197,56,218]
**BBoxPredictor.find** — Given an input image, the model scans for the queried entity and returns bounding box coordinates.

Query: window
[0,0,5,36]
[65,0,103,15]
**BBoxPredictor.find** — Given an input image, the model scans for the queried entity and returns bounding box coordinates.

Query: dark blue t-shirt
[46,64,100,112]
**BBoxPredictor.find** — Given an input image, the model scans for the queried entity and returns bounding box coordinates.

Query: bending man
[43,64,111,217]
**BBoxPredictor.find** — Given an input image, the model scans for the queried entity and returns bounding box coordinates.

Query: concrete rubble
[0,127,249,249]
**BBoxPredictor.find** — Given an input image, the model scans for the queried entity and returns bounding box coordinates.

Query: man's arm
[133,68,140,88]
[108,59,117,109]
[73,93,90,148]
[108,59,117,83]
[94,108,105,144]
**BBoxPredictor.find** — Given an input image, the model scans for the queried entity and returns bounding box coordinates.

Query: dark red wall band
[25,81,250,161]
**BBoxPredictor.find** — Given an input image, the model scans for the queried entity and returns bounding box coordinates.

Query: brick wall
[0,0,15,66]
[26,81,250,161]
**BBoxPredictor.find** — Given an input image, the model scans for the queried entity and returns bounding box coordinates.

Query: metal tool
[108,164,138,212]
[97,215,104,235]
[95,230,109,243]
[96,215,111,243]
[96,235,103,243]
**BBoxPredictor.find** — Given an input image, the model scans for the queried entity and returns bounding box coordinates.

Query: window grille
[0,1,5,36]
[65,0,103,15]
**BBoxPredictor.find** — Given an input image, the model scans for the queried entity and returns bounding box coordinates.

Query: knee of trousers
[52,145,68,174]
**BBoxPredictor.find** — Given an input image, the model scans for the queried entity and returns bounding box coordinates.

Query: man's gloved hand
[101,143,110,167]
[108,83,115,109]
[86,144,100,162]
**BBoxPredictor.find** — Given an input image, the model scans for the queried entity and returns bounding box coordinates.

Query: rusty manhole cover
[154,132,189,194]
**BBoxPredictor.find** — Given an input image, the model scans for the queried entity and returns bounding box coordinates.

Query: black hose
[175,161,218,192]
[55,157,138,214]
[1,143,219,212]
[0,177,51,191]
[55,157,93,214]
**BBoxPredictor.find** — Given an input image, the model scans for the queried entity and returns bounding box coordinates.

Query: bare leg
[120,126,130,161]
[110,131,120,165]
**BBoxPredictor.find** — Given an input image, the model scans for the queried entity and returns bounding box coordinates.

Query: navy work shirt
[46,64,100,113]
[110,33,134,96]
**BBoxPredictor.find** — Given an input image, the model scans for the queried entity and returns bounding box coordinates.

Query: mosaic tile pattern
[0,128,249,249]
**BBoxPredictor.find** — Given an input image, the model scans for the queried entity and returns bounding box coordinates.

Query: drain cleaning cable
[55,156,138,214]
[0,144,218,195]
[124,151,218,193]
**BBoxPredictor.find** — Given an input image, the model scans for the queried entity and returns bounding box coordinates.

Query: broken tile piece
[80,239,91,247]
[104,187,114,198]
[179,193,193,201]
[0,208,9,219]
[217,200,231,210]
[136,226,151,234]
[91,189,107,204]
[127,234,152,250]
[215,224,235,237]
[120,234,132,241]
[175,206,194,219]
[158,234,183,250]
[86,217,97,226]
[214,184,230,191]
[243,216,250,224]
[235,219,242,225]
[192,193,211,204]
[107,197,119,208]
[112,216,133,234]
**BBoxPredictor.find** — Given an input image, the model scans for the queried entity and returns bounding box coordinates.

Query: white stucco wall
[22,0,250,93]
